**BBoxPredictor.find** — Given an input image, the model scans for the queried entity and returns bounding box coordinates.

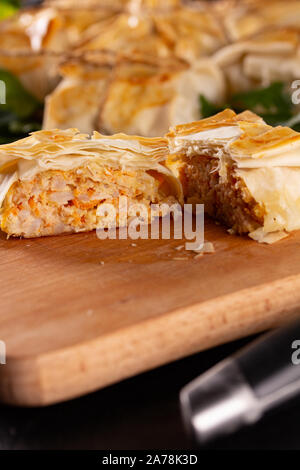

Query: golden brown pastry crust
[167,108,300,160]
[166,109,263,139]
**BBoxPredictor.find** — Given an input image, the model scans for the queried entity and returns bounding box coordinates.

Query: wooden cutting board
[1,218,300,407]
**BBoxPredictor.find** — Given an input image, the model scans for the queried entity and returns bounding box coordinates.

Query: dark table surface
[1,334,300,450]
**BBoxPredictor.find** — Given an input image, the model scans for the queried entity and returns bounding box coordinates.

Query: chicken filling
[1,164,176,237]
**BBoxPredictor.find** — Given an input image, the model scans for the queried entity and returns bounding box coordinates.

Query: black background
[1,334,300,450]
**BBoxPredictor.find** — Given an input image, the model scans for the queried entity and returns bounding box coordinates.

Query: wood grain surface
[0,218,300,406]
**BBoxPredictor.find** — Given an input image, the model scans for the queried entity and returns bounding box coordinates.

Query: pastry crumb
[202,241,215,253]
[174,245,184,251]
[191,241,215,254]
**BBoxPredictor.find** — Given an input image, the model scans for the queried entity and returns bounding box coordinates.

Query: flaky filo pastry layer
[166,109,300,243]
[0,128,182,238]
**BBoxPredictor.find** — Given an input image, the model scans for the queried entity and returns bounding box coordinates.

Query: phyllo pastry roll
[216,0,300,42]
[0,7,58,52]
[75,12,171,59]
[152,4,227,63]
[213,29,300,95]
[100,55,225,137]
[76,3,226,64]
[0,4,117,53]
[43,51,114,132]
[166,109,300,243]
[0,6,116,101]
[45,0,126,7]
[44,51,225,136]
[0,129,182,238]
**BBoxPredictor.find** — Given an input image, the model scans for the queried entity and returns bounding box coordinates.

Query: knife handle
[180,318,300,444]
[236,319,300,408]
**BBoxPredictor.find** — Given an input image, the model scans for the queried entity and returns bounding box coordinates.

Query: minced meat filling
[181,155,265,234]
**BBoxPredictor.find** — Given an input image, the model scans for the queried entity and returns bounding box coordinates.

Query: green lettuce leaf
[0,69,43,143]
[0,68,41,118]
[199,82,299,130]
[0,0,20,20]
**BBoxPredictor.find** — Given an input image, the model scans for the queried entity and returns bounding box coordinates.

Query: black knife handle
[236,319,300,407]
[180,318,300,444]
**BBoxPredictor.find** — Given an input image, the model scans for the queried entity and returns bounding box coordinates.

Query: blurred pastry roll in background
[215,0,300,41]
[43,52,226,136]
[213,29,300,95]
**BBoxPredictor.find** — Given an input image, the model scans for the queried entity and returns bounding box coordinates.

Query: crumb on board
[191,241,215,254]
[174,245,184,251]
[202,241,215,253]
[227,228,235,235]
[170,240,215,260]
[131,243,137,247]
[99,261,105,265]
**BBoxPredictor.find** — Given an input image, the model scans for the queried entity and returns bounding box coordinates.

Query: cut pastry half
[0,129,182,238]
[166,109,300,243]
